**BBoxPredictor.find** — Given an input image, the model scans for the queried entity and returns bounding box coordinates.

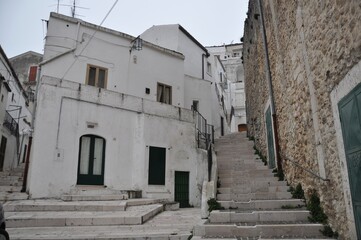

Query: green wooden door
[266,107,276,169]
[339,83,361,238]
[175,171,189,208]
[77,135,105,185]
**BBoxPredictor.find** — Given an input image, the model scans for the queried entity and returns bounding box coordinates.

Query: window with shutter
[28,66,37,82]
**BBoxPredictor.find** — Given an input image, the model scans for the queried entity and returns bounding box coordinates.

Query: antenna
[50,0,88,18]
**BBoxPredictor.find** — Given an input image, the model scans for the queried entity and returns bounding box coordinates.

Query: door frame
[174,171,190,208]
[338,82,361,238]
[330,61,361,239]
[264,103,276,169]
[77,134,106,185]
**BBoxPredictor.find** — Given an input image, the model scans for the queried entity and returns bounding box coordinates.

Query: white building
[207,43,247,132]
[0,45,32,172]
[27,13,220,207]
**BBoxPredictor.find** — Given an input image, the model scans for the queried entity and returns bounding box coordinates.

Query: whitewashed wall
[42,14,185,108]
[28,76,207,206]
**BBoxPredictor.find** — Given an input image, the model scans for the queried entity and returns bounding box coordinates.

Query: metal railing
[281,154,330,182]
[4,111,19,136]
[192,108,214,150]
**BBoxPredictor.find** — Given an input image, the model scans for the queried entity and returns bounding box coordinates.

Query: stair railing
[280,154,330,182]
[192,107,214,150]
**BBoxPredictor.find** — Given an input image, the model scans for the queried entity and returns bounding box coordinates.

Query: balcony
[4,111,19,136]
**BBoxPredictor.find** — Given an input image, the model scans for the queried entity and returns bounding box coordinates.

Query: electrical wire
[60,0,119,81]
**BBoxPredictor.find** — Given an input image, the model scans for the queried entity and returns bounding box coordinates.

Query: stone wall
[243,0,361,238]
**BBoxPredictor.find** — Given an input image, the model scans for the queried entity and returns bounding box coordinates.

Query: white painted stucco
[28,76,208,206]
[27,13,216,206]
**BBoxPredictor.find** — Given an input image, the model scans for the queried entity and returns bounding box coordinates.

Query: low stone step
[194,223,325,238]
[209,210,310,223]
[6,207,200,240]
[5,204,163,227]
[3,199,127,212]
[7,226,191,240]
[0,192,28,201]
[218,185,289,195]
[0,185,22,192]
[217,191,292,201]
[61,194,128,201]
[219,199,305,210]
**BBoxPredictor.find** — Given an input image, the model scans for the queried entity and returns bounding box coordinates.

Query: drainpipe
[202,54,206,79]
[257,0,282,172]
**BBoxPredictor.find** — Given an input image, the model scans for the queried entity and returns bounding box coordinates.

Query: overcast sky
[0,0,248,58]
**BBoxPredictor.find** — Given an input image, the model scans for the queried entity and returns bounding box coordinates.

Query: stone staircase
[0,164,28,201]
[3,186,199,239]
[193,132,333,239]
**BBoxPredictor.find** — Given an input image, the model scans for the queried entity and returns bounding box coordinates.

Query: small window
[233,52,240,57]
[11,93,15,102]
[148,146,166,185]
[207,62,212,75]
[192,100,199,111]
[157,83,172,104]
[86,64,108,89]
[220,72,223,82]
[28,66,38,82]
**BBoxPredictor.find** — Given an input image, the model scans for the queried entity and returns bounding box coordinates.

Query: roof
[10,51,43,61]
[178,25,209,57]
[50,13,184,60]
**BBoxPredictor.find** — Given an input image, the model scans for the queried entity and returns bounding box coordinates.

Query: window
[233,52,240,57]
[192,100,199,111]
[148,146,166,185]
[207,62,212,75]
[220,72,223,82]
[157,83,172,104]
[28,66,38,82]
[86,64,108,89]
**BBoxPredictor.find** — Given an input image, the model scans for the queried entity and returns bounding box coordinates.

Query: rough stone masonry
[243,0,361,238]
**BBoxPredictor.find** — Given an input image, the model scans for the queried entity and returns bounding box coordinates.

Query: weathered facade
[207,43,246,133]
[243,0,361,238]
[27,13,223,207]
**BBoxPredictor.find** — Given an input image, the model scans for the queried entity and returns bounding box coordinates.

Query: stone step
[218,185,289,194]
[209,210,310,223]
[217,191,292,201]
[194,223,325,238]
[3,198,165,212]
[5,203,163,227]
[0,192,29,201]
[3,199,127,212]
[0,171,23,177]
[0,180,22,186]
[7,226,191,240]
[61,193,128,201]
[219,199,305,210]
[0,185,22,192]
[219,178,282,188]
[6,207,200,240]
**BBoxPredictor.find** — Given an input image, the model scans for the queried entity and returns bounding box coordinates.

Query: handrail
[281,154,330,182]
[192,107,214,150]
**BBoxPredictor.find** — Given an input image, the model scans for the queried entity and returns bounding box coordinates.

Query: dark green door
[77,135,105,185]
[339,83,361,238]
[266,107,276,169]
[175,171,189,208]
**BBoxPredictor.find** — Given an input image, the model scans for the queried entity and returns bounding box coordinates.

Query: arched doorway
[77,135,106,185]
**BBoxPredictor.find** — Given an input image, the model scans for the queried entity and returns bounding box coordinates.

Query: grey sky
[0,0,248,58]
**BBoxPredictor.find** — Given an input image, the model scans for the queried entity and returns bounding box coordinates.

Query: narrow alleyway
[193,132,333,239]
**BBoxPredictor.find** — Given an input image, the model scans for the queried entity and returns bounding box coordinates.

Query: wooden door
[175,171,189,208]
[339,83,361,238]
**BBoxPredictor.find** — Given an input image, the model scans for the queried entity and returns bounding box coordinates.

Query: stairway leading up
[194,132,334,240]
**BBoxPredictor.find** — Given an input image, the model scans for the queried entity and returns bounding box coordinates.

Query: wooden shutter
[148,146,166,185]
[28,66,37,82]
